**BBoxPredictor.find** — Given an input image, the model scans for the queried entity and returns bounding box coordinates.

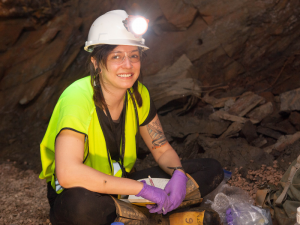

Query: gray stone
[202,94,236,108]
[257,126,283,140]
[263,132,300,153]
[144,55,202,109]
[266,120,297,135]
[289,111,300,131]
[289,111,300,126]
[210,110,259,124]
[220,122,243,139]
[280,88,300,111]
[161,112,230,138]
[241,121,258,143]
[228,92,265,117]
[246,102,273,123]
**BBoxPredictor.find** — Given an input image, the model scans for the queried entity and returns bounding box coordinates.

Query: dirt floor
[0,161,50,225]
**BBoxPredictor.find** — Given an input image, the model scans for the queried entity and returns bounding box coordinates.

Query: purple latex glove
[163,170,188,212]
[226,208,234,225]
[136,180,170,215]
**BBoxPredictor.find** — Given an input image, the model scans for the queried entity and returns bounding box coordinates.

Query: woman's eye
[130,54,139,58]
[112,55,121,59]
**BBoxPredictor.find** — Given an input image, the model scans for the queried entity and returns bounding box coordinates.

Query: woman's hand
[136,181,170,215]
[163,170,188,212]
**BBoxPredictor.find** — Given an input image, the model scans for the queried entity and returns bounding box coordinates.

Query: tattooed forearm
[147,118,167,149]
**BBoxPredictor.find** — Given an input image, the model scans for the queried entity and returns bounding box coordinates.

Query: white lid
[297,207,300,223]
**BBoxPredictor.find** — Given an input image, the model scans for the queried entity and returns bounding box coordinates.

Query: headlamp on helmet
[123,15,149,37]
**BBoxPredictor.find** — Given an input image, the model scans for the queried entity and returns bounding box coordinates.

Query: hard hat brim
[84,39,149,53]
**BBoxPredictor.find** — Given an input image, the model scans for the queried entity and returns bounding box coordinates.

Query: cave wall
[0,0,300,131]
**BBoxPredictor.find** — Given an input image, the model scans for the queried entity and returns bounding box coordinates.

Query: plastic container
[111,222,124,225]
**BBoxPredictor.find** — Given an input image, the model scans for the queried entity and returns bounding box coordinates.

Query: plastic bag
[209,184,254,223]
[208,184,272,225]
[226,203,272,225]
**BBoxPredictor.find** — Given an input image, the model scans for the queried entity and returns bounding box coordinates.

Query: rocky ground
[0,161,50,225]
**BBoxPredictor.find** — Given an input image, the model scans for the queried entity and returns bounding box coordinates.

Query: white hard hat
[84,10,149,52]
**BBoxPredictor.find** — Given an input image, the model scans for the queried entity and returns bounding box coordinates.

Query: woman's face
[99,45,141,91]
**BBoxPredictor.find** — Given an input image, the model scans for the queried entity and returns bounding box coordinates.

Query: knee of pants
[209,158,224,175]
[53,187,116,224]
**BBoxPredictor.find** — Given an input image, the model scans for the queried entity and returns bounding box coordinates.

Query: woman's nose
[121,55,133,68]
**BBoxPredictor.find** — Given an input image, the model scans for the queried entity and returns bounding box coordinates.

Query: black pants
[48,158,224,225]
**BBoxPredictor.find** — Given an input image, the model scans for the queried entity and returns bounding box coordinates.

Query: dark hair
[88,45,144,110]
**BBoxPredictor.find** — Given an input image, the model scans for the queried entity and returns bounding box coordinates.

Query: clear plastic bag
[209,184,254,223]
[207,184,272,225]
[226,203,272,225]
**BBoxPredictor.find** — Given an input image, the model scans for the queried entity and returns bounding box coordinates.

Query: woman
[39,10,224,225]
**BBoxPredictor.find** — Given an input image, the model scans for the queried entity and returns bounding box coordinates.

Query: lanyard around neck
[103,92,128,164]
[95,85,140,177]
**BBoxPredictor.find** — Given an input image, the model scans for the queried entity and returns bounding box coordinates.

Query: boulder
[241,121,258,143]
[263,132,300,153]
[266,120,297,135]
[219,122,244,139]
[210,110,259,124]
[144,54,202,109]
[202,94,236,109]
[289,111,300,130]
[261,112,285,127]
[256,126,283,140]
[160,112,230,138]
[246,102,273,123]
[227,92,265,117]
[280,88,300,111]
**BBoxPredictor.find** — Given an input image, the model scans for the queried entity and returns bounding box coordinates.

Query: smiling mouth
[117,73,133,78]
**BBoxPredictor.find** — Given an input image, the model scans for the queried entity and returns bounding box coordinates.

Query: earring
[93,80,96,86]
[95,68,101,74]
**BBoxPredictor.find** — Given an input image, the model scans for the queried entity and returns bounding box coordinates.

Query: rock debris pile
[227,161,285,199]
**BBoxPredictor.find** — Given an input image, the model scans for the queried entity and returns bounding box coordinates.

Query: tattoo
[147,118,167,149]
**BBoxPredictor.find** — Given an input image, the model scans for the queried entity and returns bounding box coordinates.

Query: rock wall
[0,0,300,130]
